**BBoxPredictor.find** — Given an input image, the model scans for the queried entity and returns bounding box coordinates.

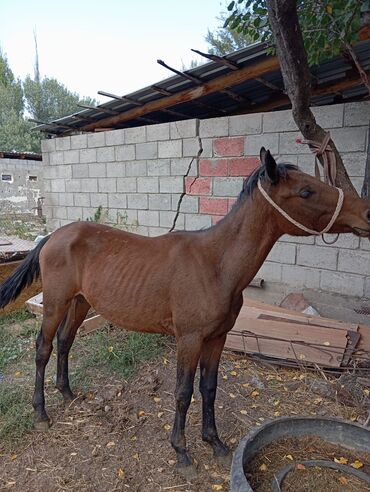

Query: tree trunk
[266,0,357,195]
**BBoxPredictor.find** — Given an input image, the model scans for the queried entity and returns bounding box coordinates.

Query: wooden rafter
[79,57,281,131]
[190,48,239,70]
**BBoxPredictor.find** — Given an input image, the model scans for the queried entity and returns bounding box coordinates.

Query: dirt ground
[0,325,370,492]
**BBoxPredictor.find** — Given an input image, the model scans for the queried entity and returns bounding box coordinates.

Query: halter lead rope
[257,179,344,236]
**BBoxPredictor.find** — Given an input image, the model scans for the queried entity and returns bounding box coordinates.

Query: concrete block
[51,179,66,193]
[183,137,202,157]
[160,211,184,229]
[263,110,297,133]
[108,193,127,209]
[297,244,338,270]
[256,261,282,282]
[57,165,72,179]
[89,163,106,178]
[267,242,296,264]
[127,193,148,209]
[125,160,147,177]
[360,238,370,251]
[351,177,364,195]
[213,177,244,197]
[229,114,262,136]
[97,146,115,162]
[82,208,96,221]
[158,140,182,158]
[64,150,80,164]
[117,177,137,192]
[43,180,52,193]
[147,159,170,176]
[87,132,105,148]
[170,119,198,139]
[41,139,56,153]
[312,104,344,128]
[159,176,184,193]
[281,264,320,289]
[279,133,311,155]
[54,206,68,220]
[296,154,316,175]
[73,164,89,178]
[185,213,212,230]
[137,177,159,193]
[50,151,64,165]
[199,117,228,138]
[47,218,61,231]
[115,145,135,161]
[105,129,125,146]
[316,234,359,250]
[106,162,126,178]
[330,127,367,152]
[138,210,159,227]
[245,133,279,155]
[74,193,90,207]
[344,102,370,127]
[80,178,98,193]
[364,277,370,298]
[67,207,83,221]
[149,194,172,210]
[71,134,87,149]
[200,138,213,158]
[320,270,364,297]
[65,179,81,192]
[125,126,146,144]
[148,227,169,237]
[147,123,170,141]
[341,152,367,177]
[338,249,370,275]
[90,193,108,208]
[98,178,116,193]
[55,137,71,151]
[136,142,158,160]
[177,195,198,213]
[59,193,74,207]
[171,158,197,176]
[80,148,97,164]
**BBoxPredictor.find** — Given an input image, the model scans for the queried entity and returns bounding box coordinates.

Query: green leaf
[227,1,235,11]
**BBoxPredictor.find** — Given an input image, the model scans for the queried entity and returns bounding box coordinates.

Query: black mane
[237,162,298,203]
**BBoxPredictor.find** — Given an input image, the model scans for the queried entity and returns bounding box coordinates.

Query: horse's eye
[299,189,313,199]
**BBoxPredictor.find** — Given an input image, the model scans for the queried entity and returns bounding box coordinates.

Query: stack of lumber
[226,298,370,368]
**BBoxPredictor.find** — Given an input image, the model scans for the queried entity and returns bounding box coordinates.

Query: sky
[1,0,225,103]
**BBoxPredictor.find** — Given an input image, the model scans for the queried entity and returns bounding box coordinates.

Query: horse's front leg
[171,334,202,477]
[199,334,230,461]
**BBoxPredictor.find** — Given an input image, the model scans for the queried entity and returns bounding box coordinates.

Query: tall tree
[206,11,253,55]
[226,0,369,194]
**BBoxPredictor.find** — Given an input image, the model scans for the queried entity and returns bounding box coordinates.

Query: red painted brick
[228,157,259,176]
[228,198,237,211]
[185,177,211,195]
[199,159,228,176]
[213,137,244,157]
[200,197,228,215]
[212,215,225,225]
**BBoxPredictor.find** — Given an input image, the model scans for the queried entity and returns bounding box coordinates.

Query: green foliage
[0,310,34,371]
[0,384,33,439]
[225,0,363,65]
[206,9,254,55]
[75,328,165,379]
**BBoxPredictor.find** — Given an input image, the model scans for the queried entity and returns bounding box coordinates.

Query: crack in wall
[169,119,203,232]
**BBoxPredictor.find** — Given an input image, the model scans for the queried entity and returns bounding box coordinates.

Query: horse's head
[257,147,370,238]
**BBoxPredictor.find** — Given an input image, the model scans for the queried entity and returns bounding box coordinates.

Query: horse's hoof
[215,452,232,468]
[34,420,50,432]
[176,463,198,481]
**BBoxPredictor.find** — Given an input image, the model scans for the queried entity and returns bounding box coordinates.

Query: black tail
[0,235,50,309]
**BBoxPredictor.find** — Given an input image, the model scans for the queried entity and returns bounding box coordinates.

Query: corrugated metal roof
[34,39,370,137]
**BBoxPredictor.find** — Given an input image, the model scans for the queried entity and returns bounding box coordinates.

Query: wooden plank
[79,314,105,335]
[80,57,281,131]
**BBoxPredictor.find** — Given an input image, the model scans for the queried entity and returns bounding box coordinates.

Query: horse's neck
[206,194,281,295]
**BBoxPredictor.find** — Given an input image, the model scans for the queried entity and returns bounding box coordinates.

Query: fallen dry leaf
[350,460,364,469]
[296,463,306,470]
[138,410,145,417]
[157,411,164,418]
[153,397,161,403]
[259,463,268,472]
[163,424,171,431]
[251,390,259,398]
[338,476,349,485]
[211,485,223,491]
[106,442,115,448]
[222,375,228,380]
[229,393,236,399]
[230,371,237,376]
[285,454,294,461]
[334,457,348,465]
[117,468,125,479]
[10,454,17,461]
[240,409,248,415]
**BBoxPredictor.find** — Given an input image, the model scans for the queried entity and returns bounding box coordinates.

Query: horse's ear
[260,147,278,184]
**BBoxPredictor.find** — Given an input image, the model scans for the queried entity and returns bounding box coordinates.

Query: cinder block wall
[41,101,370,298]
[0,158,43,214]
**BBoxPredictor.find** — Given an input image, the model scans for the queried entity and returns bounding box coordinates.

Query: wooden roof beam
[98,90,143,106]
[255,76,284,93]
[157,59,202,85]
[77,103,120,116]
[80,57,281,131]
[191,48,239,70]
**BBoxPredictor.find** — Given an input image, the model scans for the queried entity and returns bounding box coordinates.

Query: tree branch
[266,0,357,194]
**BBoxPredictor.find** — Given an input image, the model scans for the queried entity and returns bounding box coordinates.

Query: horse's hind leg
[56,295,90,402]
[32,302,70,430]
[199,334,230,461]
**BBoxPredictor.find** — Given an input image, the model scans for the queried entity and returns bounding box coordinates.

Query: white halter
[257,179,344,236]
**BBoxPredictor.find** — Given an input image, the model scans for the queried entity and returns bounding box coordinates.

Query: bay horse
[1,148,370,477]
